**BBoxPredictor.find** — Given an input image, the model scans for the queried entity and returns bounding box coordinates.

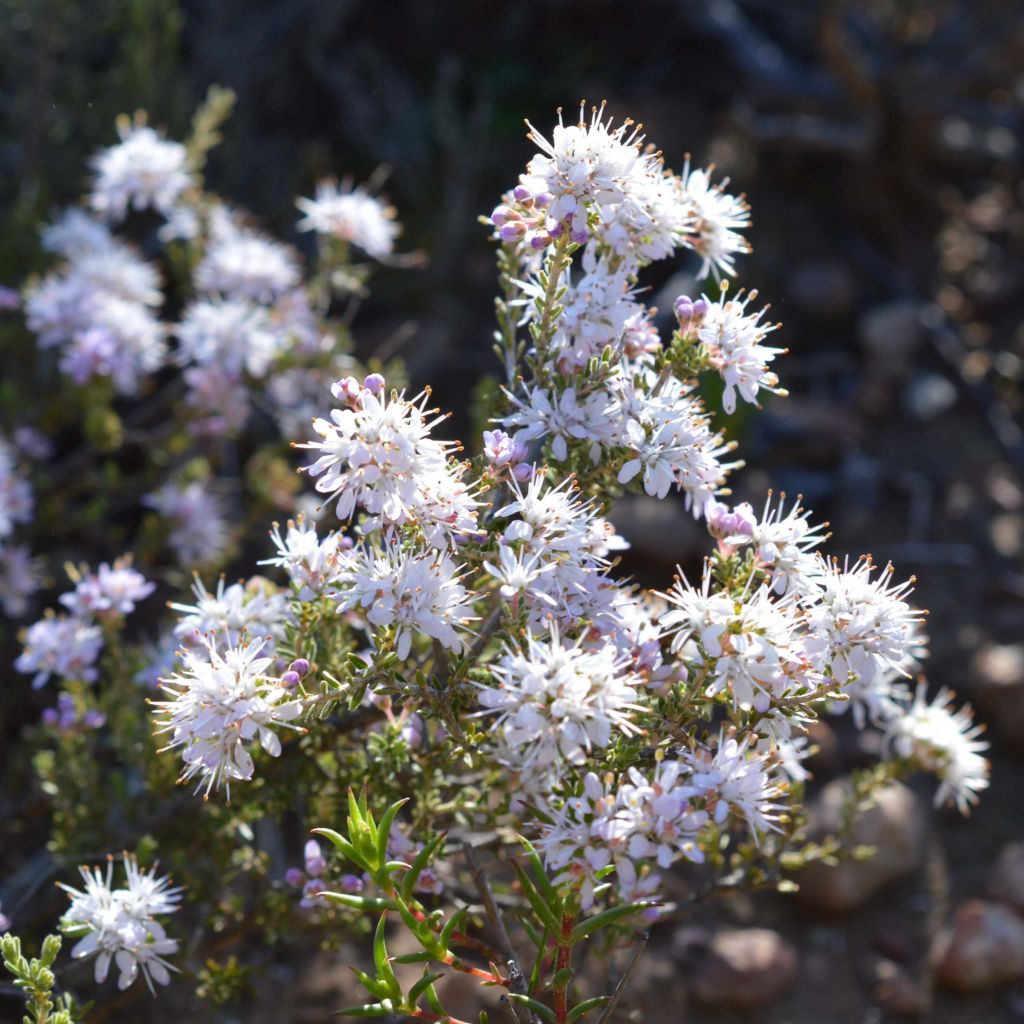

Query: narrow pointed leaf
[509,994,556,1022]
[332,1004,389,1017]
[570,903,654,944]
[321,892,394,912]
[372,915,402,1003]
[512,861,560,933]
[516,836,555,902]
[409,969,445,1003]
[567,997,608,1022]
[312,828,365,871]
[400,831,446,902]
[375,799,409,868]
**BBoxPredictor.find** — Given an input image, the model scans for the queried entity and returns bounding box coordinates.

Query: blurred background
[2,0,1024,1020]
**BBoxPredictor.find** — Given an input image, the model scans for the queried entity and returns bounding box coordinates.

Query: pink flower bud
[331,376,362,404]
[289,658,310,677]
[499,221,527,242]
[362,373,385,395]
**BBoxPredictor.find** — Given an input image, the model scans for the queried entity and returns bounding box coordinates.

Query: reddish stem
[554,912,574,1023]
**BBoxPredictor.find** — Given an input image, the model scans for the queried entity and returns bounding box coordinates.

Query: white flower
[183,363,252,437]
[537,761,707,907]
[144,480,230,566]
[41,208,117,259]
[0,439,33,539]
[60,556,155,618]
[195,208,300,301]
[804,556,924,726]
[152,635,304,797]
[698,290,784,414]
[60,854,181,993]
[298,378,479,542]
[483,544,555,601]
[502,384,616,464]
[708,495,828,594]
[15,615,103,689]
[661,567,815,713]
[476,628,643,772]
[523,103,661,239]
[0,543,43,617]
[176,298,282,378]
[679,163,751,279]
[89,122,193,221]
[330,537,475,660]
[614,374,736,510]
[687,732,785,837]
[260,516,352,600]
[296,180,400,258]
[170,576,292,654]
[885,684,989,813]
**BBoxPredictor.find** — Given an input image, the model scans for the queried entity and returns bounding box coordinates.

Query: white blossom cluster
[0,435,41,617]
[152,635,304,797]
[296,180,400,259]
[485,105,783,512]
[23,116,401,451]
[59,854,181,992]
[538,736,783,906]
[59,104,984,965]
[25,209,166,395]
[16,555,154,689]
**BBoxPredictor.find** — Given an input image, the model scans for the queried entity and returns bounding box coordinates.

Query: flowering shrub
[0,97,989,1022]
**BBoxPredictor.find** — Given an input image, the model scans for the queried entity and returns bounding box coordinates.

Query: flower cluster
[16,556,153,689]
[26,209,166,395]
[539,735,784,907]
[59,854,181,993]
[2,104,993,1016]
[152,635,304,797]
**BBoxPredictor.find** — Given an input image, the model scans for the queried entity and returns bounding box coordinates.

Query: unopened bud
[362,373,385,395]
[289,658,310,677]
[331,376,361,405]
[499,221,527,242]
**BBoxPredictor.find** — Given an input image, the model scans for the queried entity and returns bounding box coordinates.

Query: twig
[594,932,649,1024]
[463,843,535,1024]
[467,602,505,661]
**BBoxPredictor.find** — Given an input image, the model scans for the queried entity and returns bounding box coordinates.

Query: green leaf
[311,828,366,871]
[549,967,574,989]
[509,993,556,1022]
[517,836,556,902]
[570,902,653,944]
[512,861,560,933]
[391,951,436,966]
[409,968,445,1003]
[349,966,390,1000]
[372,915,402,1003]
[520,917,542,950]
[439,907,466,950]
[347,789,366,833]
[567,997,608,1022]
[332,1003,390,1017]
[399,831,447,902]
[320,893,394,913]
[375,799,409,869]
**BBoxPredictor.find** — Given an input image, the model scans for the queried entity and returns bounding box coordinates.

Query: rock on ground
[683,927,798,1008]
[932,899,1024,991]
[794,779,929,914]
